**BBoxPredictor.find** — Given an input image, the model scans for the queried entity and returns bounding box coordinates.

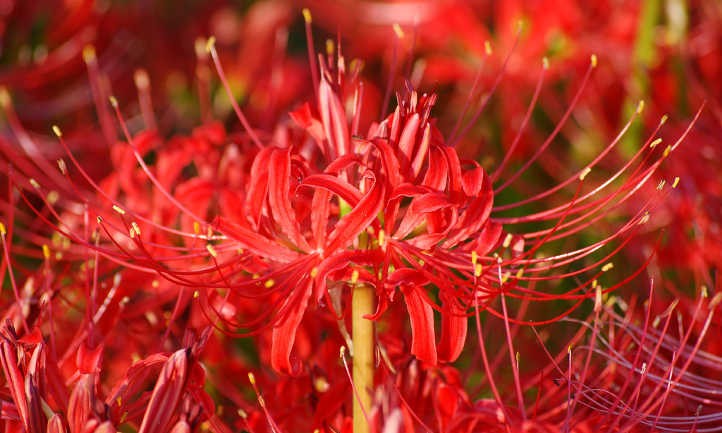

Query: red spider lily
[1,26,684,381]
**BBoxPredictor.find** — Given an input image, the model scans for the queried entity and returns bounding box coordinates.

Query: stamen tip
[579,167,591,181]
[601,262,614,272]
[133,69,150,89]
[302,8,312,24]
[542,57,549,70]
[393,23,405,39]
[590,54,598,68]
[484,40,493,56]
[636,100,645,114]
[672,177,680,188]
[205,36,216,53]
[51,125,62,137]
[0,221,6,236]
[82,45,96,64]
[248,372,256,385]
[109,95,118,108]
[206,244,218,258]
[0,87,10,108]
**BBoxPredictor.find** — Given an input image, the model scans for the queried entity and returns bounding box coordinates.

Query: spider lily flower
[0,25,686,378]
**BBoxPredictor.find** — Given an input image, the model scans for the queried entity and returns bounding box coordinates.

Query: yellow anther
[710,292,722,308]
[672,177,680,188]
[205,36,216,53]
[46,191,59,204]
[339,345,346,358]
[112,205,125,215]
[0,222,5,236]
[257,395,266,408]
[82,45,96,63]
[351,269,359,284]
[237,409,248,419]
[602,262,614,272]
[474,263,483,277]
[131,221,141,237]
[151,280,159,288]
[0,87,10,108]
[193,290,200,298]
[248,372,256,385]
[52,125,62,137]
[193,221,201,235]
[325,39,335,55]
[133,69,150,89]
[116,397,122,406]
[515,268,524,279]
[42,244,50,260]
[264,279,275,288]
[302,8,312,24]
[542,57,549,69]
[378,230,386,248]
[663,145,672,158]
[657,180,666,190]
[579,167,591,181]
[590,54,598,68]
[29,178,40,189]
[57,159,67,175]
[96,216,103,224]
[471,250,478,267]
[636,100,645,114]
[592,279,598,289]
[310,267,318,278]
[393,23,405,39]
[502,233,512,248]
[650,138,662,148]
[660,114,668,125]
[484,40,493,55]
[109,96,118,108]
[313,376,330,393]
[501,272,510,284]
[205,244,217,258]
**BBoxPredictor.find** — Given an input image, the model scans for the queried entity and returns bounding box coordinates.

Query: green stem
[352,284,374,433]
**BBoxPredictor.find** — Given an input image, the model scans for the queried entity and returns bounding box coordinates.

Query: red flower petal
[401,285,437,365]
[271,279,313,374]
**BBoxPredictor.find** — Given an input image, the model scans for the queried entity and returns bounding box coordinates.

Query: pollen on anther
[542,57,549,69]
[672,177,680,188]
[484,40,493,55]
[325,39,335,55]
[636,100,645,114]
[657,180,666,190]
[52,125,62,137]
[0,87,10,108]
[393,23,405,39]
[650,138,662,148]
[302,8,312,23]
[663,145,672,157]
[602,262,614,272]
[579,167,591,181]
[264,279,275,288]
[474,263,483,277]
[205,36,217,53]
[131,222,141,237]
[0,222,5,236]
[112,205,126,215]
[193,290,200,299]
[29,178,40,189]
[42,244,50,260]
[57,159,67,175]
[82,45,96,63]
[310,267,318,278]
[590,54,598,68]
[193,221,201,235]
[502,233,513,248]
[206,244,218,258]
[109,96,118,108]
[351,270,359,284]
[248,372,256,385]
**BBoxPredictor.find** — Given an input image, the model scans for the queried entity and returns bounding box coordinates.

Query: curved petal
[271,279,313,375]
[401,285,437,365]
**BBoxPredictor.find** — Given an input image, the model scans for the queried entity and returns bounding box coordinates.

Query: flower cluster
[1,2,720,433]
